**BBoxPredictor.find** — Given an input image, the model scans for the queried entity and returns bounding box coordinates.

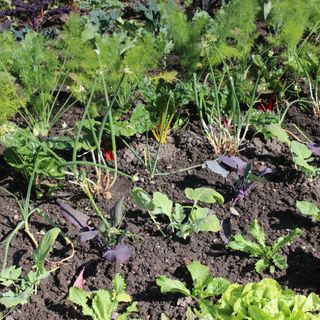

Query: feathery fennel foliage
[208,0,260,65]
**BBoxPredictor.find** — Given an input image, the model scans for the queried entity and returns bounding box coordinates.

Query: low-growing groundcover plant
[68,273,138,320]
[227,219,302,274]
[132,187,223,238]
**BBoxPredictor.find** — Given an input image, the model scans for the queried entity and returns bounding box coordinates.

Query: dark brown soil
[0,105,320,320]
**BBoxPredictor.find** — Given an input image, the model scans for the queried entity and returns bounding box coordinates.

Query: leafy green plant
[266,124,320,177]
[157,261,230,316]
[2,32,77,137]
[296,200,320,222]
[68,273,138,320]
[290,140,319,177]
[132,187,223,238]
[207,0,260,66]
[0,228,61,309]
[0,121,68,197]
[196,278,320,319]
[227,218,302,274]
[159,2,211,74]
[0,74,26,125]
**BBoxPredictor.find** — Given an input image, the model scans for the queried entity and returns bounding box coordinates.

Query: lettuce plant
[132,187,223,239]
[157,261,230,314]
[195,278,320,320]
[227,219,302,274]
[68,273,138,320]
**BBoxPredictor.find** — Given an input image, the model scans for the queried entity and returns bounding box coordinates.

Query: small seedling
[132,187,223,239]
[68,273,138,320]
[227,219,302,274]
[206,156,272,205]
[58,196,131,264]
[156,261,230,315]
[0,228,61,308]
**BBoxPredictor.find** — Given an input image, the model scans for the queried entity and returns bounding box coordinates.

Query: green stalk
[150,95,172,178]
[72,80,97,174]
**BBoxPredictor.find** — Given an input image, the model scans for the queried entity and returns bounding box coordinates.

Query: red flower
[104,149,114,161]
[256,95,275,112]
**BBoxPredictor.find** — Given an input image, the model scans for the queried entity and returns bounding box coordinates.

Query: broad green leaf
[116,292,132,303]
[301,293,320,312]
[203,277,231,297]
[187,261,209,288]
[152,192,173,217]
[195,214,220,233]
[126,301,139,313]
[33,227,60,273]
[190,207,209,221]
[272,255,287,270]
[271,228,302,255]
[156,276,191,296]
[132,187,154,210]
[0,289,31,308]
[227,234,262,256]
[255,258,269,274]
[248,305,274,320]
[249,219,266,247]
[265,124,290,144]
[68,287,94,318]
[92,289,112,320]
[173,203,185,224]
[185,187,224,204]
[112,273,126,295]
[0,266,21,287]
[296,200,320,221]
[291,141,313,159]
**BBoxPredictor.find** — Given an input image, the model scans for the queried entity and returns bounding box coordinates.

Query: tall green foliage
[160,2,210,74]
[208,0,260,65]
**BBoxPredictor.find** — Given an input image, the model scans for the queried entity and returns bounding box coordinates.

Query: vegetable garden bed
[0,1,320,319]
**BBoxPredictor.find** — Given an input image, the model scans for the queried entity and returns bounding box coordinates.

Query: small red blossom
[104,149,114,161]
[256,95,275,112]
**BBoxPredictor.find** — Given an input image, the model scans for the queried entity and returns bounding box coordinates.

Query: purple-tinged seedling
[218,155,247,173]
[206,157,272,206]
[103,245,131,264]
[57,200,91,230]
[307,143,320,156]
[57,197,131,264]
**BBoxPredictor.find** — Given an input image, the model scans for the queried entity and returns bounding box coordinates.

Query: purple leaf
[103,245,131,264]
[80,230,99,242]
[307,143,320,156]
[57,200,90,229]
[234,182,255,204]
[220,218,232,244]
[218,156,247,172]
[206,160,229,178]
[259,165,273,176]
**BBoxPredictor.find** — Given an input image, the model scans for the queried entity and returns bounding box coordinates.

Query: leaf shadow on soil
[268,209,314,231]
[278,250,320,294]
